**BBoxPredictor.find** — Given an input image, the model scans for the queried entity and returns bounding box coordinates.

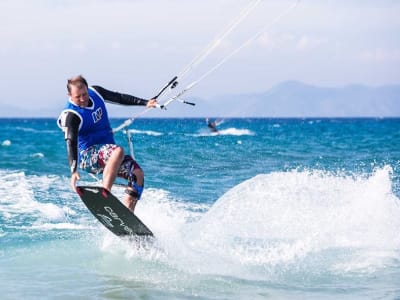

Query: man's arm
[60,111,80,174]
[92,85,149,106]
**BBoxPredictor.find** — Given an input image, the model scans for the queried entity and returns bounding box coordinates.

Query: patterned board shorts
[79,144,141,179]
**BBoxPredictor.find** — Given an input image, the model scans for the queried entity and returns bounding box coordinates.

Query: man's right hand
[71,171,80,192]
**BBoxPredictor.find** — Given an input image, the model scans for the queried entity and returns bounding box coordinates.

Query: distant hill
[199,81,400,118]
[2,81,399,118]
[0,103,60,118]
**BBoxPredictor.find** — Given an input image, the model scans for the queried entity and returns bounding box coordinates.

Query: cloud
[111,41,121,50]
[256,32,296,50]
[68,41,88,53]
[359,48,400,62]
[295,35,327,51]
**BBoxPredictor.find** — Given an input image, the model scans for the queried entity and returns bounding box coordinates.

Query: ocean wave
[14,126,57,134]
[0,171,84,230]
[30,152,44,159]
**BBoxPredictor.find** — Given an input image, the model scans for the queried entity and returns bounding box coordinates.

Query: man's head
[67,75,89,107]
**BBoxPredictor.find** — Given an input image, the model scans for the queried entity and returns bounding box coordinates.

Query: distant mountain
[2,81,399,118]
[201,81,400,118]
[1,103,60,118]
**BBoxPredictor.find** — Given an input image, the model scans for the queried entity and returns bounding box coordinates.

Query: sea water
[0,118,399,299]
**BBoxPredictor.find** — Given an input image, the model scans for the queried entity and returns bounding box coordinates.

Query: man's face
[69,84,89,107]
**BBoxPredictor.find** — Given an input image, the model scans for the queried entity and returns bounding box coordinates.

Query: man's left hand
[147,99,158,108]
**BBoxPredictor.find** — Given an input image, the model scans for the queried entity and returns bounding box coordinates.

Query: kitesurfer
[206,118,220,133]
[57,75,157,213]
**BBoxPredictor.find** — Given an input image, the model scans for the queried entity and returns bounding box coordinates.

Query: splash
[94,166,400,280]
[100,187,210,262]
[183,166,400,275]
[216,128,254,136]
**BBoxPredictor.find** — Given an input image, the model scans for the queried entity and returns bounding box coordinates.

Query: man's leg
[124,167,144,213]
[124,196,137,213]
[102,146,125,192]
[121,156,144,213]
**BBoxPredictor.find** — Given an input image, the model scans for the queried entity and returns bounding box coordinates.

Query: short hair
[67,75,88,93]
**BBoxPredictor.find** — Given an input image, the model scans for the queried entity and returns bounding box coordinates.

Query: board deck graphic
[77,186,153,237]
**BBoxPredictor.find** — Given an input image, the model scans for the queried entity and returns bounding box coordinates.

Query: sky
[0,0,399,117]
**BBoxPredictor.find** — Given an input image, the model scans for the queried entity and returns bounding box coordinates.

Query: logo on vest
[92,107,103,123]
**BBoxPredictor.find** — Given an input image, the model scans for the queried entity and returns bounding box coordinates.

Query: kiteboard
[77,186,153,237]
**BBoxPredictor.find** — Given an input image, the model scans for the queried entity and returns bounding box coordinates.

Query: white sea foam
[128,128,163,136]
[30,222,89,230]
[1,140,11,146]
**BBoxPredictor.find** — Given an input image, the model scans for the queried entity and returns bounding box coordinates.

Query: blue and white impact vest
[57,87,115,153]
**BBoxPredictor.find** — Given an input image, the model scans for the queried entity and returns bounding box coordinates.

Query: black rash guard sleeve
[92,85,149,106]
[62,112,80,174]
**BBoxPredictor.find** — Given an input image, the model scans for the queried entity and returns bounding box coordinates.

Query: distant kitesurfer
[206,118,220,133]
[57,75,157,213]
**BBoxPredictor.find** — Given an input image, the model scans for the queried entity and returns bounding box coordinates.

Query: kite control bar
[152,76,196,109]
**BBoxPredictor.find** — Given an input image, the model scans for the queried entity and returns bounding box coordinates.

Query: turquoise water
[0,118,399,299]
